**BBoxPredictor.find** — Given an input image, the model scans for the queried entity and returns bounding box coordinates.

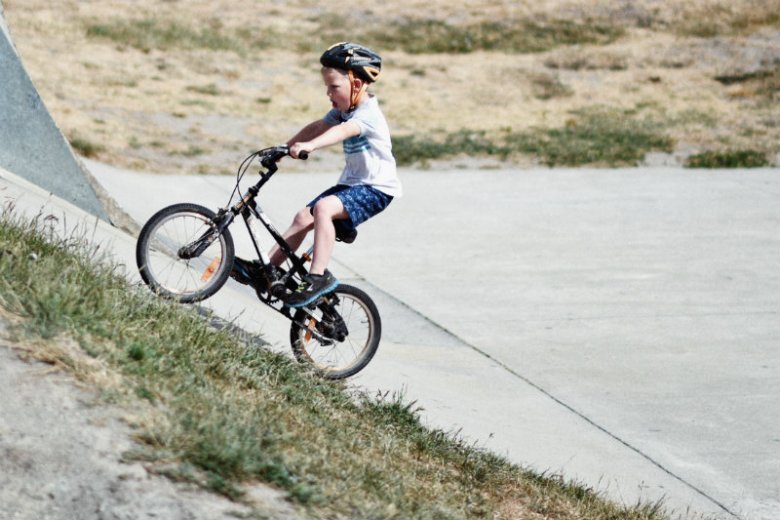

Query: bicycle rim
[139,208,232,302]
[291,285,380,379]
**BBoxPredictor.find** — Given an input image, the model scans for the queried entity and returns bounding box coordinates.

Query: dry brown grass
[3,0,778,171]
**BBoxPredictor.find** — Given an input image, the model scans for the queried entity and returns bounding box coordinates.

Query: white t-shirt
[324,95,403,198]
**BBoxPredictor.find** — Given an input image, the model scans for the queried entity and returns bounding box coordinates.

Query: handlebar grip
[298,151,309,160]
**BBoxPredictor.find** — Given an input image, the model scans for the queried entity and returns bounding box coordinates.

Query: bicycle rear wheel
[136,203,234,303]
[289,284,381,379]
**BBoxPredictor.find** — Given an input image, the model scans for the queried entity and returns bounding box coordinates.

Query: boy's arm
[289,121,361,159]
[286,119,333,147]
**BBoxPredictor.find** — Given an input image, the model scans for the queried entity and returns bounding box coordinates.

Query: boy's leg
[268,207,314,266]
[310,195,348,275]
[270,185,347,266]
[284,195,345,308]
[285,186,390,308]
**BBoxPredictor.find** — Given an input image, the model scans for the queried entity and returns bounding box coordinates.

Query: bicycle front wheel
[136,203,234,303]
[290,284,381,379]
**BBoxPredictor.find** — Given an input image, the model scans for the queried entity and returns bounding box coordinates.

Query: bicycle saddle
[334,219,357,244]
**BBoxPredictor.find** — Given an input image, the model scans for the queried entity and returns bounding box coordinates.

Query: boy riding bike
[234,42,402,308]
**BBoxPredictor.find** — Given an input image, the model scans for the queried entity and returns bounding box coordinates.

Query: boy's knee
[312,200,328,218]
[293,208,314,228]
[312,196,343,219]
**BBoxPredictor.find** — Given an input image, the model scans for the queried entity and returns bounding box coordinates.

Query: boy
[245,42,402,308]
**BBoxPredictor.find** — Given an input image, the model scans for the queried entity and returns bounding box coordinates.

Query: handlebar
[230,145,310,213]
[258,145,308,169]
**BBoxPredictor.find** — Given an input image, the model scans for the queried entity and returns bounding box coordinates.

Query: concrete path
[80,159,780,520]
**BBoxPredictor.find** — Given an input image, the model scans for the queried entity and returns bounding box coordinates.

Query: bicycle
[135,145,381,379]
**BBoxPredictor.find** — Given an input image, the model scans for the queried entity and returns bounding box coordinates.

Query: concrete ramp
[0,5,108,221]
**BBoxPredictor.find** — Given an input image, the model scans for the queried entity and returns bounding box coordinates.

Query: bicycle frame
[213,154,315,320]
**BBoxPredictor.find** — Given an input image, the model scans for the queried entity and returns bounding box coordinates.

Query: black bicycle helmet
[320,42,382,83]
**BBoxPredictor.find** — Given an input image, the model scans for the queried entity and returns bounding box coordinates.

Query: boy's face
[321,68,352,112]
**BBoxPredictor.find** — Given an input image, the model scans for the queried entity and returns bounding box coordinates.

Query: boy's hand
[289,142,314,159]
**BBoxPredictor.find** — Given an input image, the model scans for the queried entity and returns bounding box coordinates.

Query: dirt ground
[0,318,303,520]
[3,0,779,173]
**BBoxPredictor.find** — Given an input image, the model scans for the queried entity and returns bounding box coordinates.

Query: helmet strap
[348,70,367,111]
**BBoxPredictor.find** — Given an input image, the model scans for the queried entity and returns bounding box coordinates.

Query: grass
[530,73,573,100]
[86,15,623,57]
[0,211,674,519]
[304,16,624,55]
[68,133,106,158]
[365,18,624,54]
[186,83,222,96]
[715,65,780,101]
[672,1,780,37]
[394,108,673,167]
[685,150,769,168]
[86,18,275,54]
[173,144,209,157]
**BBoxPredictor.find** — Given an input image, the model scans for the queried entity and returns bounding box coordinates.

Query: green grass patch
[68,133,105,158]
[673,4,780,37]
[0,212,671,519]
[394,108,673,167]
[715,65,780,101]
[304,16,623,54]
[86,15,622,57]
[685,149,769,168]
[370,18,623,54]
[173,144,209,157]
[86,18,274,54]
[393,130,509,166]
[185,83,221,96]
[530,73,573,100]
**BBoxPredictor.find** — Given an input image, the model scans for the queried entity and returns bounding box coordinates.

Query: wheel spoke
[137,204,233,303]
[291,285,380,379]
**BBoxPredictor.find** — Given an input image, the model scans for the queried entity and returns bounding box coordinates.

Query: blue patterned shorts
[308,184,393,231]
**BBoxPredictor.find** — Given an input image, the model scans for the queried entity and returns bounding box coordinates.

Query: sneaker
[285,270,339,308]
[231,257,283,296]
[230,257,262,285]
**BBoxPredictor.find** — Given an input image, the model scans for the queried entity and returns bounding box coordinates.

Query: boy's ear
[351,77,365,91]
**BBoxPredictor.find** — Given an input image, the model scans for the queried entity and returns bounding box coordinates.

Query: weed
[186,84,221,96]
[685,150,769,168]
[515,108,674,166]
[179,99,215,110]
[393,130,510,166]
[672,2,780,37]
[302,15,624,55]
[86,18,274,54]
[68,134,105,158]
[174,145,208,157]
[364,17,624,54]
[394,108,673,167]
[545,50,629,71]
[716,66,780,100]
[530,73,573,100]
